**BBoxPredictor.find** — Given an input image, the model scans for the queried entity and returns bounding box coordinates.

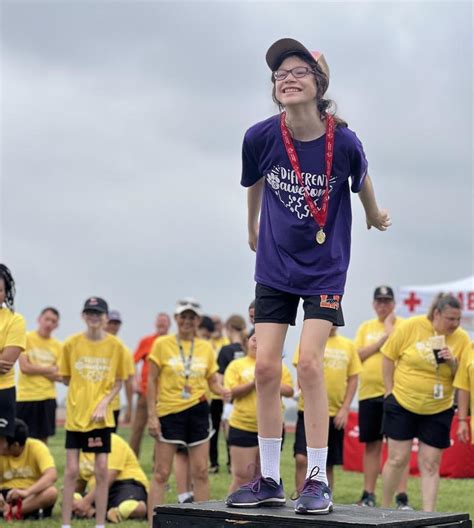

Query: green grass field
[14,427,474,526]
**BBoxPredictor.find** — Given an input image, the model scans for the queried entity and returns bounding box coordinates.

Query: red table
[343,411,474,478]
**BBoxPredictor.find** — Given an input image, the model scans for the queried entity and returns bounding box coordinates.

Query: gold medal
[316,229,326,245]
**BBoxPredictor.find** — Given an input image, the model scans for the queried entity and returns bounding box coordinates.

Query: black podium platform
[153,501,471,528]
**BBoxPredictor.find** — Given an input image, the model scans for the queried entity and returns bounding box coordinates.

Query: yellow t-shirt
[148,334,218,417]
[0,438,55,489]
[17,331,62,402]
[209,336,230,400]
[292,335,362,416]
[382,315,471,415]
[453,343,474,443]
[79,433,149,491]
[0,308,26,390]
[355,317,404,401]
[224,356,293,433]
[58,333,127,432]
[111,344,135,412]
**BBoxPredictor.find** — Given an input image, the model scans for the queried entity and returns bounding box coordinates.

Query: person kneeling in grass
[0,419,57,520]
[73,432,148,523]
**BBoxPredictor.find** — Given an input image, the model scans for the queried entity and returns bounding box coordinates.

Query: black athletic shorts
[16,399,56,439]
[159,400,213,447]
[255,283,344,327]
[112,409,120,434]
[108,479,147,509]
[65,427,112,453]
[0,387,16,437]
[382,394,454,449]
[358,396,384,443]
[293,411,344,466]
[228,426,258,448]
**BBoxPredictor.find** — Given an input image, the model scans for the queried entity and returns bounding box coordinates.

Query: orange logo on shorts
[320,295,340,310]
[87,436,104,448]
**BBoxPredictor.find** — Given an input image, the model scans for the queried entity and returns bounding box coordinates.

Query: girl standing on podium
[225,37,390,515]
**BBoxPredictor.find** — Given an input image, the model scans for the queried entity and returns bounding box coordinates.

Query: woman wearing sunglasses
[226,38,390,515]
[146,298,230,518]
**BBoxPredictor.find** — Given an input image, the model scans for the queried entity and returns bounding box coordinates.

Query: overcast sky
[1,1,472,376]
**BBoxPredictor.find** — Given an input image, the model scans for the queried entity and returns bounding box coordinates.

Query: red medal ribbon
[280,112,335,232]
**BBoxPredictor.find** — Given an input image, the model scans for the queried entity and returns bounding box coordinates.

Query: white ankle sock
[258,436,282,483]
[178,491,193,503]
[306,447,328,485]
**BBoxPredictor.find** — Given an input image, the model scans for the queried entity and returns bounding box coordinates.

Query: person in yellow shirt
[105,310,135,432]
[59,296,127,528]
[0,419,57,520]
[225,329,293,494]
[209,314,246,475]
[0,264,26,455]
[146,298,231,516]
[17,307,62,444]
[292,327,361,492]
[73,433,148,523]
[354,286,409,508]
[454,343,474,445]
[381,294,471,512]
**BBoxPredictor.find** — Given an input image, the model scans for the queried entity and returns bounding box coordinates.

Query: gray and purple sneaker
[294,467,333,515]
[225,476,286,508]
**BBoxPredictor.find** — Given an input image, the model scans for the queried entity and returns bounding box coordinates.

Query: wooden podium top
[154,501,471,528]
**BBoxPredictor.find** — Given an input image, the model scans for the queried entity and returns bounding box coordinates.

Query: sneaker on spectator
[395,492,413,510]
[225,476,286,508]
[294,467,333,515]
[358,490,376,507]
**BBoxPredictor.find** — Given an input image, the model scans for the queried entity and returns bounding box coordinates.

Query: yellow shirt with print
[148,334,218,417]
[224,356,293,433]
[453,343,474,443]
[292,335,362,416]
[0,438,55,489]
[111,344,135,412]
[0,308,27,390]
[382,315,471,415]
[58,333,127,432]
[209,336,230,401]
[79,433,149,491]
[17,331,62,402]
[355,317,404,401]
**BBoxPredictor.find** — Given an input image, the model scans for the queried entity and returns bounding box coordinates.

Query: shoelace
[300,466,325,496]
[301,479,324,496]
[5,498,23,522]
[241,476,264,493]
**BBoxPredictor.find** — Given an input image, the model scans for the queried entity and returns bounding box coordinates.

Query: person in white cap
[226,37,390,515]
[146,298,231,518]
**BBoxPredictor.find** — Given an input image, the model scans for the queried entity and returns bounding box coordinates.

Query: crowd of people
[0,262,473,526]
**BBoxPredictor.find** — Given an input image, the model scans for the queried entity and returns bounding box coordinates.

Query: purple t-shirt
[241,114,368,296]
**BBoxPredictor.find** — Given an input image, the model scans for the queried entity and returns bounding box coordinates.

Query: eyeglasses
[83,309,103,316]
[273,66,315,81]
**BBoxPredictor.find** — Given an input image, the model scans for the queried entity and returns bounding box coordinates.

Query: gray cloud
[1,1,472,376]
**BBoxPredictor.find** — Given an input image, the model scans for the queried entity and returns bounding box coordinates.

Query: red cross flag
[397,276,474,335]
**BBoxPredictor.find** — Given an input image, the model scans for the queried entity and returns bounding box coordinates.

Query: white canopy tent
[397,276,474,336]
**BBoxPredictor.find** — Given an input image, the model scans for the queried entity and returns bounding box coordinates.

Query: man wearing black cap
[354,287,410,509]
[58,297,129,528]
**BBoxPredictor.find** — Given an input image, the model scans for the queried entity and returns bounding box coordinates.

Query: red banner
[343,411,474,478]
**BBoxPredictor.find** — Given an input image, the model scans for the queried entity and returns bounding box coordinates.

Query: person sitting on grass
[0,419,58,520]
[73,432,148,524]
